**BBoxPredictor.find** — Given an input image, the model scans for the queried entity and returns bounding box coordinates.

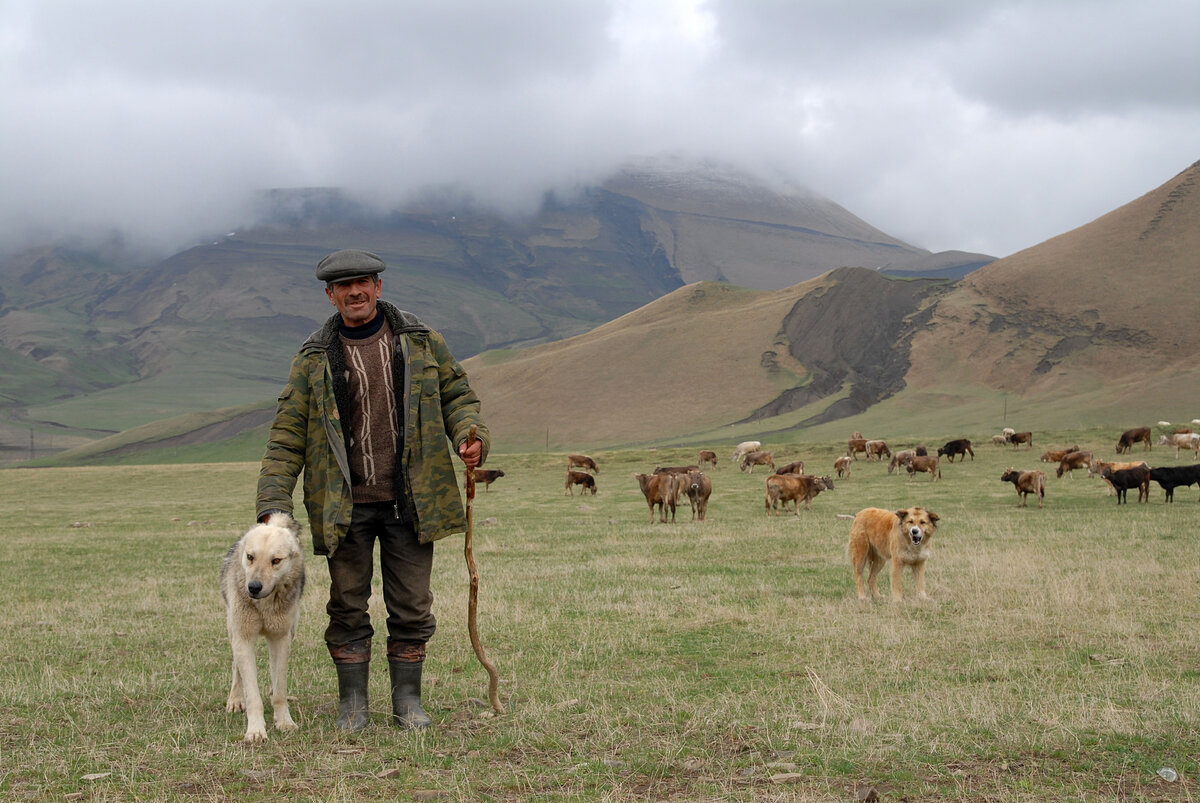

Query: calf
[1100,464,1151,504]
[634,472,677,523]
[937,439,974,462]
[905,455,941,481]
[1006,431,1033,449]
[698,449,718,468]
[765,473,833,515]
[1115,427,1152,454]
[773,460,806,475]
[1055,451,1092,479]
[846,437,869,460]
[731,441,762,464]
[834,455,852,479]
[739,450,775,473]
[865,440,891,461]
[1157,432,1200,458]
[654,464,700,476]
[1000,468,1046,508]
[888,449,916,474]
[1040,447,1078,464]
[564,470,596,496]
[682,470,712,521]
[1149,464,1200,502]
[567,453,598,473]
[474,468,506,491]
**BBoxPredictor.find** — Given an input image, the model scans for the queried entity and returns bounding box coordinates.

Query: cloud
[1,0,1197,257]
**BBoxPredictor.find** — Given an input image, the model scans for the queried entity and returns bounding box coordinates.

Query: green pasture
[2,434,1198,801]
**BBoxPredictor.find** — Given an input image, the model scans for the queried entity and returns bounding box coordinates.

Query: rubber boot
[333,662,370,732]
[389,661,432,730]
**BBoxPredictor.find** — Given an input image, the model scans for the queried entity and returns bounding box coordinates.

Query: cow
[474,468,506,491]
[888,450,916,474]
[1000,469,1046,508]
[698,450,718,468]
[567,453,599,473]
[773,460,806,475]
[937,439,974,462]
[834,455,852,479]
[731,441,762,464]
[1089,459,1148,496]
[864,440,891,461]
[1006,431,1034,449]
[1149,464,1200,502]
[739,450,775,473]
[1100,464,1151,504]
[905,455,941,481]
[1115,427,1152,454]
[654,464,700,476]
[564,470,597,496]
[765,473,833,515]
[1040,448,1078,464]
[1055,451,1092,479]
[846,437,869,460]
[1158,432,1200,458]
[682,470,712,521]
[634,472,677,523]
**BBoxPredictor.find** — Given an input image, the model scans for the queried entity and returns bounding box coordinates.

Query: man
[257,248,488,732]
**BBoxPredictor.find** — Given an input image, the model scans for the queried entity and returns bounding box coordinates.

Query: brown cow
[698,450,718,468]
[739,450,775,473]
[865,440,891,461]
[888,450,916,474]
[654,464,700,475]
[765,473,833,515]
[846,437,869,460]
[564,470,596,496]
[774,460,806,475]
[1006,431,1033,449]
[1055,451,1092,478]
[474,468,506,491]
[682,470,712,521]
[834,455,852,478]
[634,472,676,522]
[1040,447,1078,464]
[567,453,598,473]
[1115,427,1152,454]
[905,455,941,481]
[1000,468,1046,508]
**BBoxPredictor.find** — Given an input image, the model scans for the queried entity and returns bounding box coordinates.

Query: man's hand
[458,438,482,469]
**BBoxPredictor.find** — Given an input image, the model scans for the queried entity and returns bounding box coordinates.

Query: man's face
[325,275,381,326]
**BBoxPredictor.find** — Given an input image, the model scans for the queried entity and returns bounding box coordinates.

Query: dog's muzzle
[908,527,924,545]
[247,580,264,598]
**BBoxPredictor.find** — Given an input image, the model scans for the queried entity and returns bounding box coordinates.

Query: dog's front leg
[889,560,906,601]
[231,635,267,742]
[266,633,297,733]
[226,651,244,713]
[912,561,929,600]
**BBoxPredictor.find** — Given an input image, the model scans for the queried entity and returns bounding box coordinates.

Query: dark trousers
[325,501,436,653]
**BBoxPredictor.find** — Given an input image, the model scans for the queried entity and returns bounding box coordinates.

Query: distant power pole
[29,429,34,461]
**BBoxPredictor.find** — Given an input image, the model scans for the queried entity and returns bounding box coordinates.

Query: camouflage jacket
[256,301,489,555]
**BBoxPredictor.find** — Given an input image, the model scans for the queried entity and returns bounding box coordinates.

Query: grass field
[2,433,1198,801]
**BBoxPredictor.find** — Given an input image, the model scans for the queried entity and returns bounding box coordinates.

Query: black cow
[1101,464,1151,504]
[937,439,974,462]
[1149,464,1200,502]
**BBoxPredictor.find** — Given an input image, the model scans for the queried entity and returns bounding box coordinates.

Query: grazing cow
[739,450,775,473]
[834,455,852,479]
[564,470,597,496]
[774,460,806,475]
[1100,464,1151,504]
[1149,464,1200,502]
[937,439,975,462]
[846,437,869,460]
[698,450,718,468]
[888,450,916,475]
[634,472,677,523]
[1115,427,1152,454]
[1040,447,1078,464]
[474,468,506,491]
[905,455,941,481]
[567,453,599,473]
[1157,432,1200,458]
[1000,468,1046,508]
[1006,431,1033,449]
[1055,451,1092,478]
[731,441,762,464]
[864,440,891,461]
[765,473,833,515]
[682,470,712,521]
[654,464,700,476]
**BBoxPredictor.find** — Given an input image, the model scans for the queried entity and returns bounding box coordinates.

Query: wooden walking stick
[464,424,503,714]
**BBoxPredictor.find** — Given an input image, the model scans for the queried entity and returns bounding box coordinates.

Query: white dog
[220,513,305,742]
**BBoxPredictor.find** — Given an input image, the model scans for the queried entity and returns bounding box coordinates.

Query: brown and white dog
[847,506,940,601]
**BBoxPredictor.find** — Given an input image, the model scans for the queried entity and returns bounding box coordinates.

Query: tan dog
[221,513,306,742]
[848,506,940,601]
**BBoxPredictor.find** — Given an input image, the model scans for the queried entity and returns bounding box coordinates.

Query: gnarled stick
[464,424,502,714]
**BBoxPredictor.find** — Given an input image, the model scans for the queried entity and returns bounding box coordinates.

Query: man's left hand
[458,439,482,469]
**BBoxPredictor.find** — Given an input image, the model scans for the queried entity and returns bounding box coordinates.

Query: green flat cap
[316,249,386,283]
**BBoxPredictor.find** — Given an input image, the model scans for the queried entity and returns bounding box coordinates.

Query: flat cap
[316,249,386,283]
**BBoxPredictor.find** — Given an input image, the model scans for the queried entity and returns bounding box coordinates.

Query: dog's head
[240,514,302,600]
[895,507,939,546]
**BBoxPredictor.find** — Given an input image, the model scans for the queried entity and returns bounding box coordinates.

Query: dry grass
[2,439,1199,800]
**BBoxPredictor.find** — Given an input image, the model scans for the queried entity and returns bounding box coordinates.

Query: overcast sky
[2,0,1197,258]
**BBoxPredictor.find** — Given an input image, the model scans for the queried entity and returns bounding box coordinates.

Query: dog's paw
[243,726,268,743]
[226,699,245,713]
[276,716,298,732]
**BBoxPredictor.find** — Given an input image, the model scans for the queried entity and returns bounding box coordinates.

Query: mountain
[0,159,943,463]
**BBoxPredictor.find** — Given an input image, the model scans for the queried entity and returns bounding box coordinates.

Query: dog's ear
[894,508,908,520]
[927,510,940,524]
